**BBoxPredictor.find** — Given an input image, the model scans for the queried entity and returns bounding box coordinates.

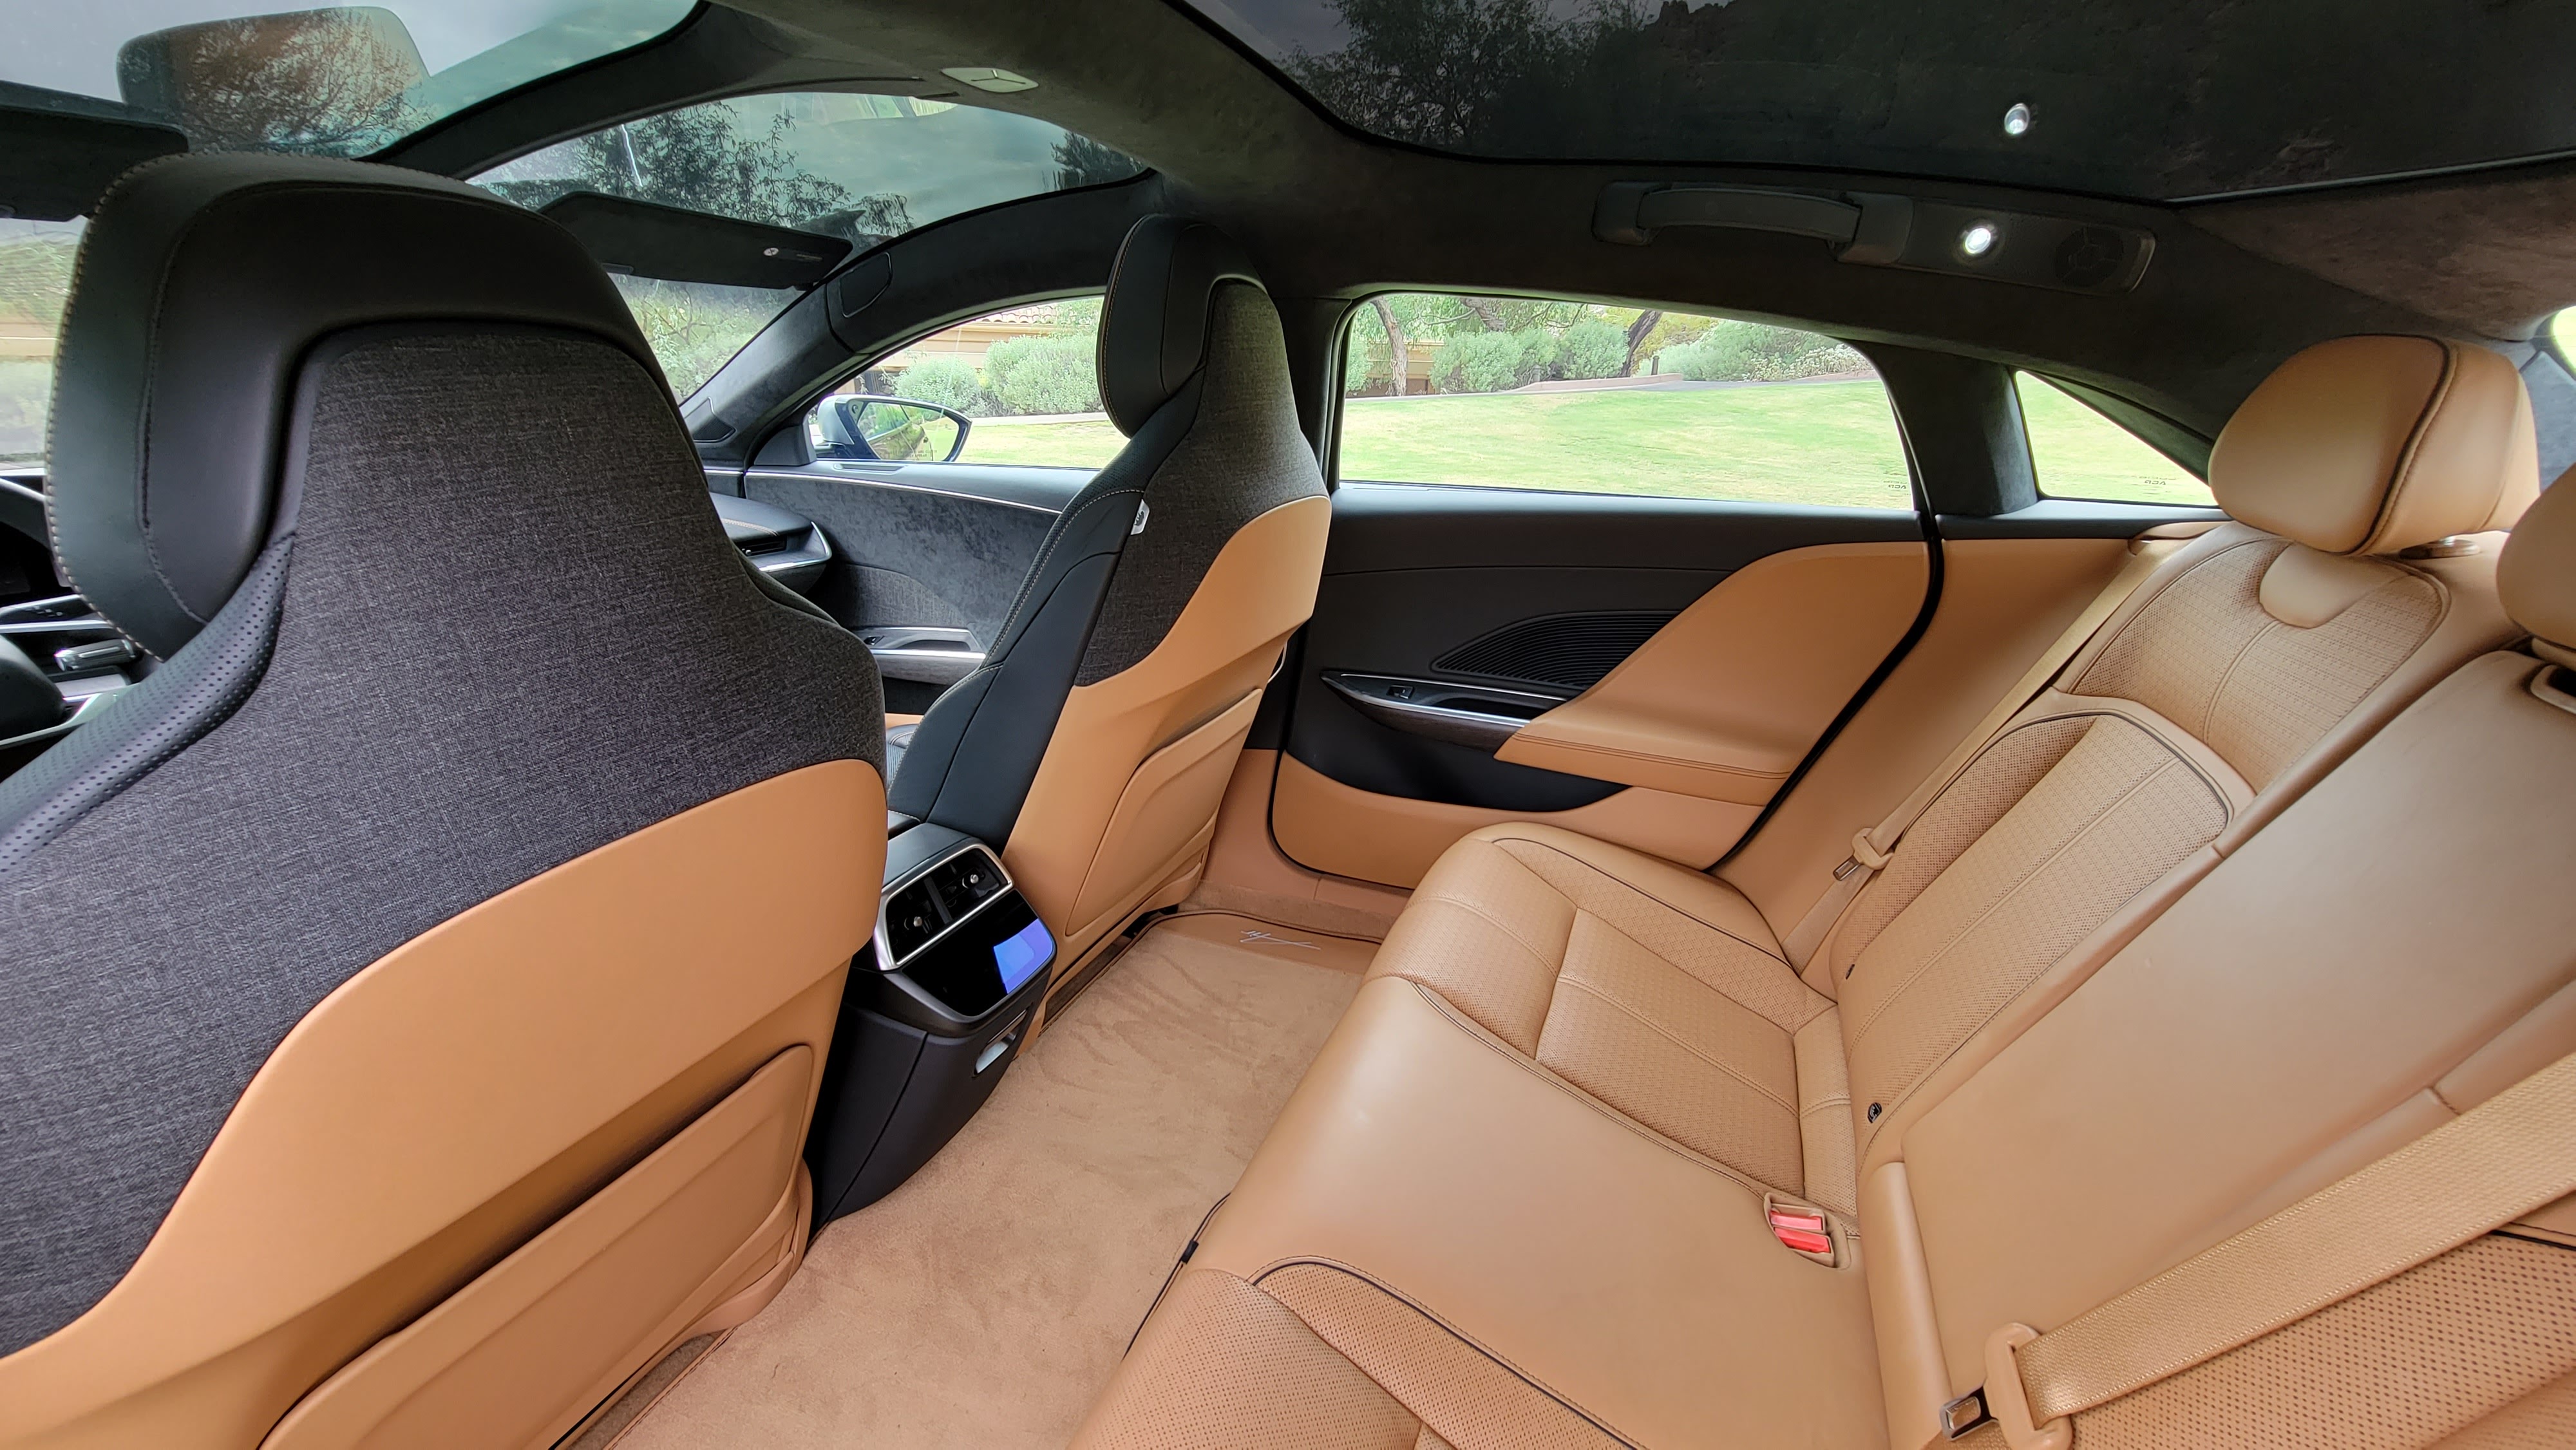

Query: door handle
[861,626,986,687]
[1320,672,1567,753]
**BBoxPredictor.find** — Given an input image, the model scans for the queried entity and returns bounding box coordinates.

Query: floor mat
[607,912,1372,1449]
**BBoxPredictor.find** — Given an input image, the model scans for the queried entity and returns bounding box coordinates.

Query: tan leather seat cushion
[1073,974,1888,1450]
[1367,822,1855,1213]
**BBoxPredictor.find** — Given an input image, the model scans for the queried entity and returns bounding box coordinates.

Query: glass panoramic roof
[1186,0,2576,201]
[0,1,694,156]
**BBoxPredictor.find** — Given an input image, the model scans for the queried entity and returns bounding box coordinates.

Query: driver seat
[887,216,1330,976]
[0,155,886,1447]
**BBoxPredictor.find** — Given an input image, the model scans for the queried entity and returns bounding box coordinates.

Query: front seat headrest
[1094,216,1262,436]
[48,153,659,659]
[2501,468,2576,667]
[2208,335,2536,558]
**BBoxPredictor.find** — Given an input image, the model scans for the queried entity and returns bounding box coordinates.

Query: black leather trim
[886,373,1206,842]
[0,539,287,874]
[46,153,656,659]
[0,637,63,739]
[1095,216,1258,435]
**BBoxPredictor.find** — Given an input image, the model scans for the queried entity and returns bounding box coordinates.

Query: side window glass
[2015,372,2213,506]
[1336,293,1911,509]
[805,299,1124,469]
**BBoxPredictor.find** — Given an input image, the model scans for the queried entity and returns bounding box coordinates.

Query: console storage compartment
[807,826,1056,1222]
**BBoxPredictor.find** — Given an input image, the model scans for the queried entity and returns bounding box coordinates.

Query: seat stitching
[1548,970,1800,1116]
[2202,612,2288,740]
[1493,836,1787,962]
[1408,886,1567,975]
[2067,538,2280,706]
[1848,748,2188,1046]
[1552,884,1828,1033]
[1403,981,1795,1204]
[1244,1257,1645,1449]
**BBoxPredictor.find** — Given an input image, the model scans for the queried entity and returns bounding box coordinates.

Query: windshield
[0,2,697,156]
[474,93,1145,397]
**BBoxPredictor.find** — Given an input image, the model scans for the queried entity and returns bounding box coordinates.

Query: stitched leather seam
[2069,539,2282,702]
[1243,1259,1642,1449]
[1558,903,1826,1035]
[1547,970,1800,1116]
[1406,982,1790,1205]
[1492,834,1788,964]
[1848,731,2191,1046]
[1424,852,1574,968]
[2363,339,2459,556]
[987,486,1142,652]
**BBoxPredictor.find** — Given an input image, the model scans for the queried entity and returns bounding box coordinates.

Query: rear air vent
[1431,611,1676,693]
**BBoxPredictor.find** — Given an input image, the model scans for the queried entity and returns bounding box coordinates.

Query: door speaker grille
[1431,611,1676,693]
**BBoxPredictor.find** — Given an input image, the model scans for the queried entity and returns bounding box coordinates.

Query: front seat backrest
[0,154,885,1448]
[888,216,1329,968]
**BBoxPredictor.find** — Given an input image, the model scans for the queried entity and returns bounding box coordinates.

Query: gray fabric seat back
[886,215,1323,842]
[0,153,883,1354]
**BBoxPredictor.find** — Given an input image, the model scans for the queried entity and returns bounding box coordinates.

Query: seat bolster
[1186,975,1887,1450]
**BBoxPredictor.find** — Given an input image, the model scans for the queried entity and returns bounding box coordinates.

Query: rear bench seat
[1074,336,2576,1450]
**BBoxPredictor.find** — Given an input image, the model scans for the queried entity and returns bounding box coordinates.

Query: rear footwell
[600,912,1372,1449]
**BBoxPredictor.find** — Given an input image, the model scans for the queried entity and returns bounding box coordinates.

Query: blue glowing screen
[993,916,1055,993]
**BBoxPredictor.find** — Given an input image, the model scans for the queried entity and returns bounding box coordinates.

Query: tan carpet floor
[605,911,1374,1449]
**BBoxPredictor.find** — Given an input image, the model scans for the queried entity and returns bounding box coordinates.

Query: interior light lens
[1958,222,1999,258]
[2002,102,2033,137]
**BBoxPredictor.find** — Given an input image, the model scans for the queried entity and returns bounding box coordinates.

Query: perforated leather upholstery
[1079,344,2573,1450]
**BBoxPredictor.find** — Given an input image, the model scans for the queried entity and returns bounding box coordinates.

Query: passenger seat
[1366,334,2531,1219]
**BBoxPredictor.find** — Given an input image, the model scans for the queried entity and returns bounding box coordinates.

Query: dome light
[2003,102,2032,137]
[1958,222,2000,259]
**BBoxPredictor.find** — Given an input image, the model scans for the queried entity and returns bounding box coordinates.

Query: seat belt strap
[1779,540,2171,968]
[1964,1045,2576,1447]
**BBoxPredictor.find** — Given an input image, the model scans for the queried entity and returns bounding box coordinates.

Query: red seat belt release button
[1768,1206,1832,1256]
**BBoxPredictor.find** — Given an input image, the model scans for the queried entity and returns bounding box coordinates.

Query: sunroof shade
[0,2,694,157]
[1186,0,2576,200]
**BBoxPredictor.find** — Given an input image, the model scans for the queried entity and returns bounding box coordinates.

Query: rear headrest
[49,153,656,659]
[1095,216,1263,435]
[2208,335,2536,556]
[2501,470,2576,666]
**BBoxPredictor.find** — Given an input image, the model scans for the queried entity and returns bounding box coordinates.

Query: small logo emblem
[1239,929,1320,950]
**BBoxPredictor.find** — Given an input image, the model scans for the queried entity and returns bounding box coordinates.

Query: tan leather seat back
[0,156,886,1448]
[1009,492,1330,962]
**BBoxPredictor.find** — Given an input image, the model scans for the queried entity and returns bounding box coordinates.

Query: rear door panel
[1275,483,1929,886]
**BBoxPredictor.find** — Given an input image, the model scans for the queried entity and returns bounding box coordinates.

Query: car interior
[5,3,2576,1449]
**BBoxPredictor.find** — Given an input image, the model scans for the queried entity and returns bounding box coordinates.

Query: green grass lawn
[960,377,2213,510]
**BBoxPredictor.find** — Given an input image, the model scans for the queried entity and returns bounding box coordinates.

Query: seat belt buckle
[1762,1194,1837,1264]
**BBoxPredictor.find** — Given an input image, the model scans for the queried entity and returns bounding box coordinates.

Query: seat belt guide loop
[1981,1323,2071,1450]
[1849,827,1892,873]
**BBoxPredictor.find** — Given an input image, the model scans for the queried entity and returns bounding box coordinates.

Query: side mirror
[828,397,972,464]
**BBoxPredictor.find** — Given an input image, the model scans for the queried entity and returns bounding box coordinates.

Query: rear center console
[806,824,1057,1222]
